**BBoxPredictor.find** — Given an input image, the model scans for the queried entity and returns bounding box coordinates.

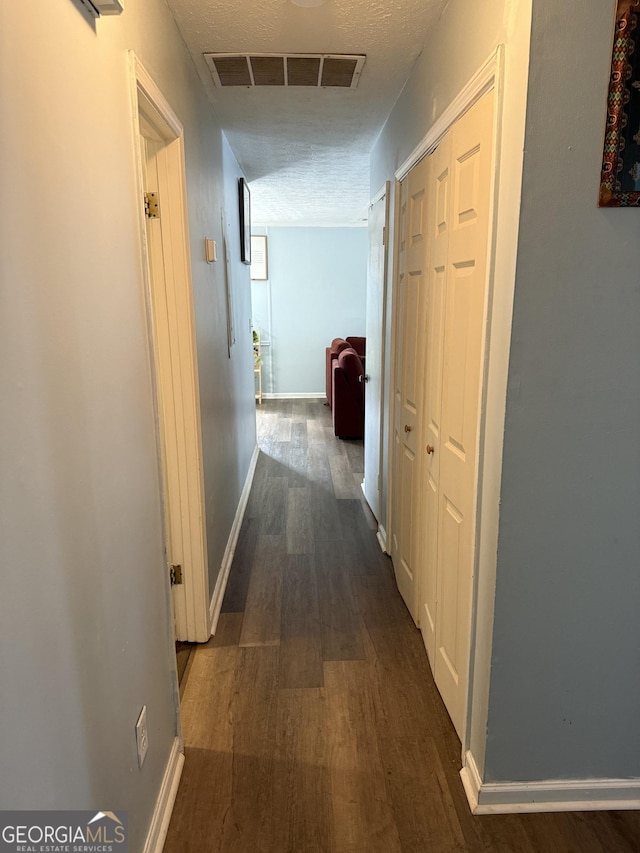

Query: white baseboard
[262,392,324,399]
[461,750,640,814]
[143,736,184,853]
[209,444,260,634]
[376,524,388,554]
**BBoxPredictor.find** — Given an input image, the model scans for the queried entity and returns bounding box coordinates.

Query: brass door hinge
[169,564,183,586]
[144,191,160,219]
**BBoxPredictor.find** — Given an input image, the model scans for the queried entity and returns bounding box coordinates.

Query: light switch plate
[205,238,217,263]
[135,705,148,768]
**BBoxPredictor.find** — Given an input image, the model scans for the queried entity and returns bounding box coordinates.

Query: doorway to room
[131,54,211,662]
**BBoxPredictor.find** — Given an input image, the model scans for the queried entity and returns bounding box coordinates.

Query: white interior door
[419,91,495,738]
[390,157,429,622]
[142,137,182,640]
[362,187,389,521]
[133,59,211,643]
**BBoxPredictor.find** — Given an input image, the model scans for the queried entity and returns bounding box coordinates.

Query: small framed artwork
[250,235,268,280]
[238,178,251,263]
[599,0,640,206]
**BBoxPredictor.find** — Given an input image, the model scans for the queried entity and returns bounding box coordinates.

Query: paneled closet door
[420,90,495,739]
[391,155,429,622]
[419,132,451,667]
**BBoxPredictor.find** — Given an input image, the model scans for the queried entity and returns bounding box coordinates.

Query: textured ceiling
[165,0,448,225]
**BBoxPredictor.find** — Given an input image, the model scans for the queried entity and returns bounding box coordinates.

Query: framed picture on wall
[250,235,268,280]
[599,0,640,206]
[238,178,251,263]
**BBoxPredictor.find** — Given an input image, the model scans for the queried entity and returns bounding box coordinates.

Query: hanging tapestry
[599,0,640,206]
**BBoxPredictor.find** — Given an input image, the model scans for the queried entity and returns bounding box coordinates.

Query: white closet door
[391,156,429,622]
[419,132,451,666]
[429,90,495,737]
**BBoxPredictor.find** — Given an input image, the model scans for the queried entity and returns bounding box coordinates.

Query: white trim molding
[461,751,640,814]
[142,736,185,853]
[209,444,260,634]
[395,47,504,181]
[376,525,388,554]
[263,392,325,400]
[133,56,183,140]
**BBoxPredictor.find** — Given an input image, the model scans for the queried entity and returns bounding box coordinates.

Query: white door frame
[128,53,210,643]
[362,181,390,529]
[386,46,510,757]
[384,178,404,559]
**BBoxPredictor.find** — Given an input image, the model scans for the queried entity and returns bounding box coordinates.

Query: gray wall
[0,0,256,847]
[370,0,523,195]
[250,226,367,396]
[201,134,257,594]
[485,0,640,782]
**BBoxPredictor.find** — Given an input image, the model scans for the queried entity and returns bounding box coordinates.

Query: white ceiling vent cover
[79,0,124,16]
[204,54,366,89]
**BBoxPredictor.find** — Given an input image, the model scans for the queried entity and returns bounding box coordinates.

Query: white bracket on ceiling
[79,0,124,16]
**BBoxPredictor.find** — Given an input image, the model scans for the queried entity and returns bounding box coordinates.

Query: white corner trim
[370,182,388,207]
[376,524,388,554]
[461,751,640,815]
[209,444,260,634]
[395,46,504,181]
[460,750,484,813]
[142,736,184,853]
[262,392,325,399]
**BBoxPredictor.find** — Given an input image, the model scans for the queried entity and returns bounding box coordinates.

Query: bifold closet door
[420,90,495,738]
[420,131,451,667]
[391,155,429,622]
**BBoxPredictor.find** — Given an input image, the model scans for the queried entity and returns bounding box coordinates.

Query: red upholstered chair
[325,338,351,406]
[332,347,365,439]
[346,336,366,359]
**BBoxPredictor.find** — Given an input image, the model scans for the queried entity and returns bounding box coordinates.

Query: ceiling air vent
[204,54,366,89]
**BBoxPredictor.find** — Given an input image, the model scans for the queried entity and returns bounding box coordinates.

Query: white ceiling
[165,0,448,225]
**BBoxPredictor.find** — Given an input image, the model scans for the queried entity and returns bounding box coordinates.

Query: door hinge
[382,225,387,246]
[169,564,183,586]
[144,191,160,219]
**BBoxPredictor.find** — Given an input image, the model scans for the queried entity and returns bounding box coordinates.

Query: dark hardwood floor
[164,398,640,852]
[175,642,194,687]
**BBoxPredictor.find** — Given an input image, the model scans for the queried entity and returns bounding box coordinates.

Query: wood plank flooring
[165,399,640,852]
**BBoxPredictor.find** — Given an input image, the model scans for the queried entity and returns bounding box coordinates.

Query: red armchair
[332,347,365,439]
[325,336,366,407]
[325,338,351,406]
[345,336,366,358]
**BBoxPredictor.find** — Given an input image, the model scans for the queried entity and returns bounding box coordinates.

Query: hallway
[164,399,640,852]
